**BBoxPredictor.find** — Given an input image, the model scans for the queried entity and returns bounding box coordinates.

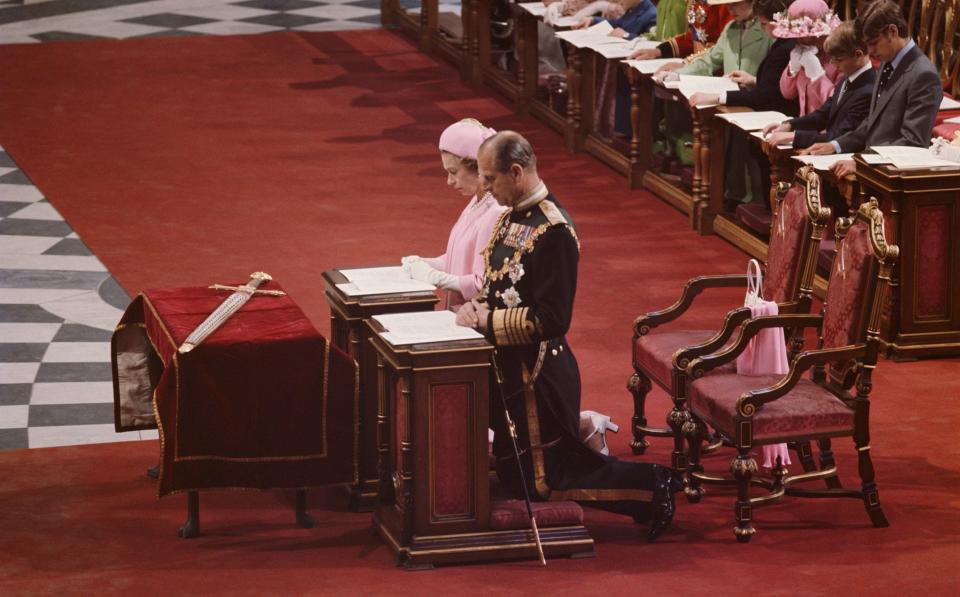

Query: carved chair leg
[683,416,706,503]
[627,371,653,454]
[667,407,688,471]
[731,451,758,543]
[793,440,817,473]
[856,443,890,528]
[817,438,842,489]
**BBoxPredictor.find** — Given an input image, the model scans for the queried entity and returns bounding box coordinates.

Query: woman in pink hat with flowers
[775,0,843,115]
[402,119,507,311]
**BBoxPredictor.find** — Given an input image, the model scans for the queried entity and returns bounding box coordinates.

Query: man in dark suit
[799,0,943,177]
[762,21,875,149]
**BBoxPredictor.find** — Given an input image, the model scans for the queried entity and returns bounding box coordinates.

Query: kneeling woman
[403,119,507,311]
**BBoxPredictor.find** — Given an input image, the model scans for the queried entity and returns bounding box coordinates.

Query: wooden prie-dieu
[322,269,439,512]
[366,319,594,569]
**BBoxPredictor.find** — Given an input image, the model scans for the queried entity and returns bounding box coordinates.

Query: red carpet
[1,30,958,594]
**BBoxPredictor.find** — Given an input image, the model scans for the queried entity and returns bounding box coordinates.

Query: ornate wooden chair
[629,166,832,472]
[683,198,897,542]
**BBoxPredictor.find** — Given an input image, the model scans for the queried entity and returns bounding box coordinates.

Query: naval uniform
[480,183,671,522]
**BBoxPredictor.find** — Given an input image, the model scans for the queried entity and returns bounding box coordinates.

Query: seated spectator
[775,0,843,116]
[763,21,874,149]
[800,0,943,178]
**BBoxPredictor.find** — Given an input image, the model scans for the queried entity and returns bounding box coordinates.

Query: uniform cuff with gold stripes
[491,307,536,346]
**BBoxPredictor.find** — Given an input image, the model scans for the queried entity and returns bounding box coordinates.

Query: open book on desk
[792,153,856,170]
[623,58,684,74]
[374,310,484,346]
[555,21,621,48]
[517,2,548,16]
[593,42,636,59]
[336,266,435,296]
[665,75,740,107]
[718,111,790,131]
[750,130,793,149]
[869,145,960,169]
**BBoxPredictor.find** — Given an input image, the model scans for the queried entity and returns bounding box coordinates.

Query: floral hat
[772,0,841,38]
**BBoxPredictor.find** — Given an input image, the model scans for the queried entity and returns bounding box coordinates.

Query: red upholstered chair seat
[634,331,735,386]
[489,499,584,530]
[689,373,854,442]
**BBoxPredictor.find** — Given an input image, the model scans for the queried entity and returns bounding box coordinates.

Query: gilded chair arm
[735,344,868,418]
[673,306,752,369]
[687,313,824,377]
[633,274,748,336]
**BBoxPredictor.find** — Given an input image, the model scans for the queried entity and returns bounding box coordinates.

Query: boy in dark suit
[799,0,942,178]
[762,22,875,148]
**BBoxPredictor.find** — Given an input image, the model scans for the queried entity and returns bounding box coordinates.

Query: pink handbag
[736,260,792,468]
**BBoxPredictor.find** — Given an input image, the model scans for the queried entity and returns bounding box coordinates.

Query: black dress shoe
[647,468,678,542]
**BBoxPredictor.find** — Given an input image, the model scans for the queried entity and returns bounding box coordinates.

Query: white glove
[798,46,825,81]
[409,260,460,291]
[788,45,805,75]
[400,255,420,274]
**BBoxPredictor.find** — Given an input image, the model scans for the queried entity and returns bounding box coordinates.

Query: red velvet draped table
[112,280,358,522]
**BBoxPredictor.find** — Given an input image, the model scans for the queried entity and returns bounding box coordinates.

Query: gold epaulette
[492,307,536,346]
[538,200,569,226]
[539,200,580,251]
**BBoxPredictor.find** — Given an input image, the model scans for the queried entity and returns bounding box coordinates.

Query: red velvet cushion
[735,202,771,238]
[689,373,854,441]
[489,499,584,530]
[932,122,960,141]
[634,330,734,387]
[765,185,809,304]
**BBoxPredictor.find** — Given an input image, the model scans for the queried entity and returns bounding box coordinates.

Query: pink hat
[772,0,840,38]
[438,118,497,160]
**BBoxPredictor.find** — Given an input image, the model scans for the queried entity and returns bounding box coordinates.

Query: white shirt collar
[514,181,548,211]
[847,62,873,84]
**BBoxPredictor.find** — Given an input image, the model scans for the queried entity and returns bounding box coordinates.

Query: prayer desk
[323,269,439,511]
[112,280,357,537]
[367,321,594,569]
[853,157,960,359]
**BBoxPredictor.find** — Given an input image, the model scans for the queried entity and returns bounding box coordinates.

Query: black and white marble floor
[0,0,387,43]
[0,146,152,450]
[0,0,466,451]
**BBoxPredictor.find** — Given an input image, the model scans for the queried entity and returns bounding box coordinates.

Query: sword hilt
[178,272,274,354]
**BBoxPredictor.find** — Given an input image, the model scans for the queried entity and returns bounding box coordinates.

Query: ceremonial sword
[177,271,285,354]
[490,353,547,567]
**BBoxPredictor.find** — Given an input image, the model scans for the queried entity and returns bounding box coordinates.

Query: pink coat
[423,193,506,310]
[779,54,841,116]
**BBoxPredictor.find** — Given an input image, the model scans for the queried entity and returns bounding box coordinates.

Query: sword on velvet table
[177,271,286,354]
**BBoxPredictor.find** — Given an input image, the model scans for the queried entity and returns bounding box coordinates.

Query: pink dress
[423,192,506,310]
[779,54,841,116]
